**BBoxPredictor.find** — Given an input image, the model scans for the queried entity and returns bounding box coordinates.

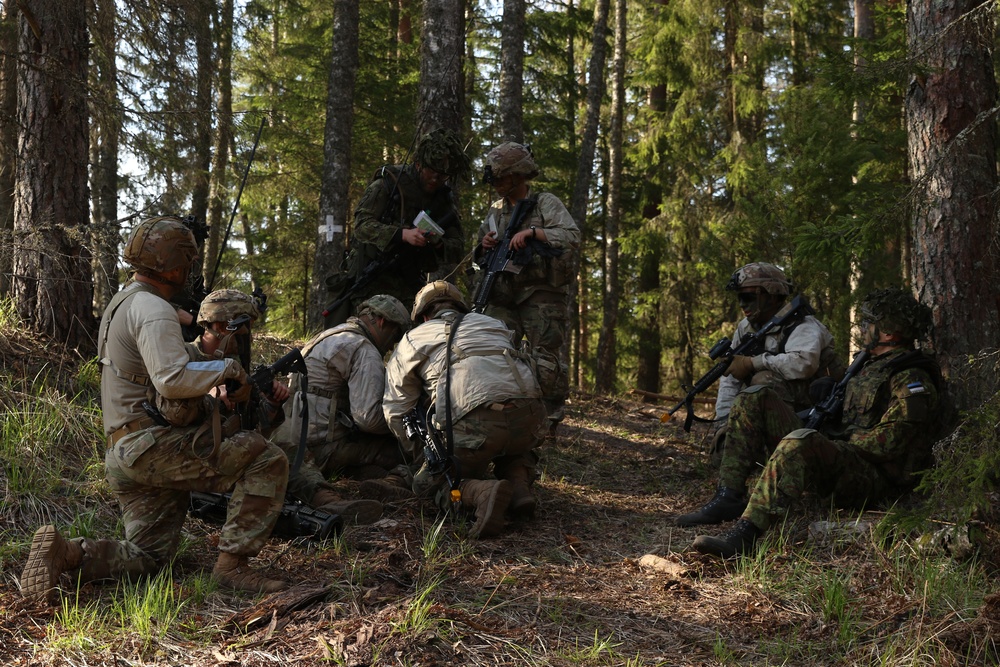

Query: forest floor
[0,330,998,666]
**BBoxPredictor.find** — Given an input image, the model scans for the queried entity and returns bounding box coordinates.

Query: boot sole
[470,480,512,538]
[20,525,63,603]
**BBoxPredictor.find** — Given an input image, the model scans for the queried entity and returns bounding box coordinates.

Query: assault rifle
[226,329,308,433]
[471,197,539,313]
[661,294,814,432]
[189,491,341,542]
[801,348,870,431]
[402,408,461,509]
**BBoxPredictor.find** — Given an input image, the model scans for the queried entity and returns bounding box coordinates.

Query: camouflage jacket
[277,319,390,446]
[715,313,838,419]
[474,188,581,305]
[383,310,541,453]
[348,164,464,299]
[97,281,245,436]
[841,348,940,486]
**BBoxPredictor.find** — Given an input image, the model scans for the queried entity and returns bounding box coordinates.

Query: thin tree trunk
[89,0,120,314]
[595,0,625,393]
[190,0,214,226]
[499,0,525,143]
[569,0,610,390]
[205,0,233,290]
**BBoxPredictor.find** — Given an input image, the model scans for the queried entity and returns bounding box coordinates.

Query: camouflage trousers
[71,425,288,583]
[486,291,570,423]
[414,397,547,513]
[722,386,896,531]
[279,432,407,502]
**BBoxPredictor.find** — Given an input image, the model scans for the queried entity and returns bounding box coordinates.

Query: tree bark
[0,1,17,297]
[418,0,463,134]
[906,0,999,371]
[595,0,626,394]
[499,0,525,143]
[312,0,359,329]
[190,0,214,227]
[569,0,609,390]
[89,0,120,314]
[205,0,233,290]
[13,0,93,350]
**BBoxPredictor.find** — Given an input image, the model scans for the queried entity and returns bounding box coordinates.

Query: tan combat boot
[358,474,415,502]
[212,552,288,594]
[458,479,512,538]
[20,525,84,604]
[503,467,537,519]
[311,488,383,524]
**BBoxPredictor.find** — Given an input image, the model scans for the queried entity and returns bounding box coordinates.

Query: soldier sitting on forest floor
[195,289,386,524]
[21,217,291,601]
[383,281,548,538]
[679,287,942,559]
[699,262,842,476]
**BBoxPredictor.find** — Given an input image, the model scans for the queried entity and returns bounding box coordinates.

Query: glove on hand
[228,368,253,404]
[724,354,756,382]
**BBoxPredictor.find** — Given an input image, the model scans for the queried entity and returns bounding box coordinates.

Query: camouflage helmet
[359,294,412,330]
[484,142,539,183]
[411,280,469,320]
[859,287,932,341]
[414,128,472,180]
[124,216,199,277]
[197,289,260,328]
[725,262,792,296]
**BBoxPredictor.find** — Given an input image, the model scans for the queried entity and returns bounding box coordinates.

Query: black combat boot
[692,519,761,559]
[675,487,747,527]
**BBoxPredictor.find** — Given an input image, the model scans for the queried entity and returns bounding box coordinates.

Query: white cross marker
[318,214,343,243]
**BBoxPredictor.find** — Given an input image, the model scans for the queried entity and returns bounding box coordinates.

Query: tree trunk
[418,0,463,134]
[0,1,17,297]
[595,0,625,394]
[499,0,525,143]
[13,0,93,350]
[906,0,999,373]
[312,0,359,330]
[89,0,120,314]
[569,0,609,390]
[205,0,233,290]
[190,0,214,226]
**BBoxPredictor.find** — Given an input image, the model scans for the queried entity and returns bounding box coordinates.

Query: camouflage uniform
[475,174,580,424]
[344,129,471,312]
[383,309,547,513]
[273,318,405,501]
[714,314,839,420]
[722,347,939,530]
[82,281,288,582]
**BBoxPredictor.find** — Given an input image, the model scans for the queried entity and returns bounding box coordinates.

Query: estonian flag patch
[907,381,926,394]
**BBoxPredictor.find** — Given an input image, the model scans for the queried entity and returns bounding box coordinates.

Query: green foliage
[916,390,1000,525]
[110,569,187,650]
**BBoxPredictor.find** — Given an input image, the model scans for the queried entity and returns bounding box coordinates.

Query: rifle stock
[661,294,814,431]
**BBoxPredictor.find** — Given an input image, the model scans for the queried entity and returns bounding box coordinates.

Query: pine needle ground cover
[0,325,997,665]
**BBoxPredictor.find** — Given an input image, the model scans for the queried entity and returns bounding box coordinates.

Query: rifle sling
[443,312,464,489]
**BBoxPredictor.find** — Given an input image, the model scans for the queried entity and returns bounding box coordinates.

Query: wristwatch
[530,225,537,238]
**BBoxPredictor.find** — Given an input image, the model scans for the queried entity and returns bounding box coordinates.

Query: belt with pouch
[107,416,157,448]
